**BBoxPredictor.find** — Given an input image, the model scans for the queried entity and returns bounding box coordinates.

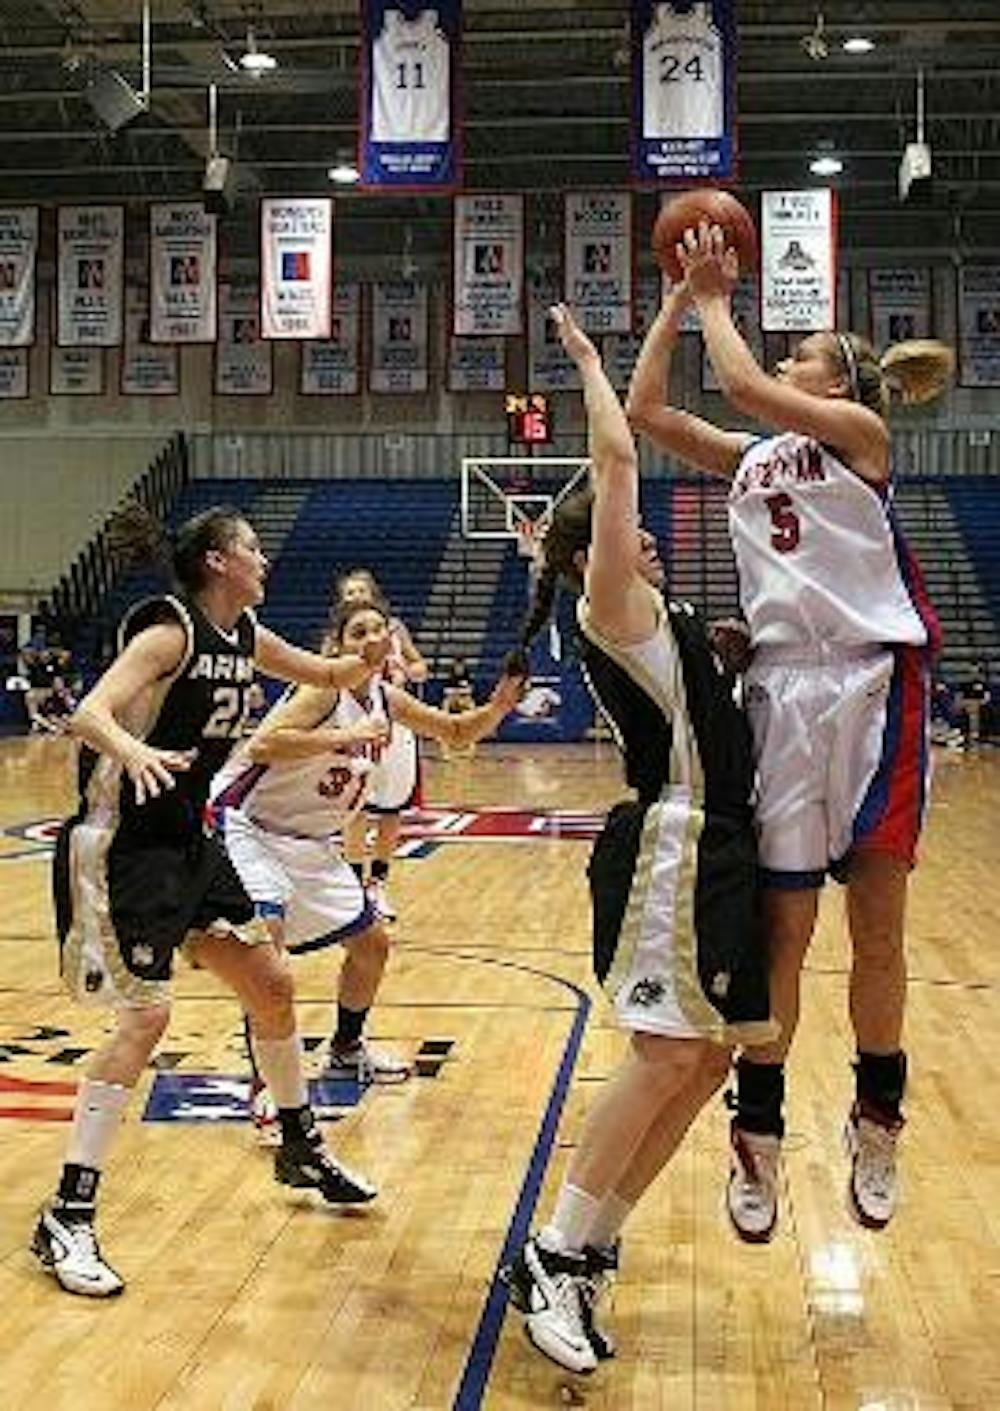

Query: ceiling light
[239,27,277,73]
[810,154,843,176]
[329,162,360,185]
[843,36,875,54]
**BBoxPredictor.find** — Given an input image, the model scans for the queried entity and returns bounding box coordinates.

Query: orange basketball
[652,189,757,283]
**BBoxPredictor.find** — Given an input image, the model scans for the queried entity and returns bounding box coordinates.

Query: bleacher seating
[64,472,1000,712]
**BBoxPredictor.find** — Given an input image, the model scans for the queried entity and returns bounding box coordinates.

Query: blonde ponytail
[879,339,955,407]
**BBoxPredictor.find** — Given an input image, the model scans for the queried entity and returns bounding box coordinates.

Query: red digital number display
[506,392,552,445]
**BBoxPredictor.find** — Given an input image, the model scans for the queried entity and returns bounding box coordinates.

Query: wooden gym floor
[1,735,999,1411]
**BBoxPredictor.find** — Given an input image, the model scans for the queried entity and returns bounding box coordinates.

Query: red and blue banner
[360,0,462,191]
[631,0,737,184]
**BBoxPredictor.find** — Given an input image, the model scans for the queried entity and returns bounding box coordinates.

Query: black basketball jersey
[77,593,257,841]
[577,594,754,823]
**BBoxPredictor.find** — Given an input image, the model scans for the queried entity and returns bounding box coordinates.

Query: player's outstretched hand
[124,742,195,806]
[676,221,739,302]
[492,651,530,714]
[548,302,600,369]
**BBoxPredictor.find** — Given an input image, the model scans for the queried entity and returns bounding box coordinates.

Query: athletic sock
[733,1058,785,1137]
[253,1033,308,1109]
[333,1004,367,1050]
[538,1183,601,1255]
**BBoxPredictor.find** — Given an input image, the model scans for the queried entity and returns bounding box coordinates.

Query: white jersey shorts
[744,644,931,888]
[366,721,418,813]
[220,808,376,953]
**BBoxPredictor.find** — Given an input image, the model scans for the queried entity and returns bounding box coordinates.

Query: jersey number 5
[765,492,800,554]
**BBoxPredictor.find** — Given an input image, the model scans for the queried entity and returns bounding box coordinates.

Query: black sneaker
[32,1201,125,1298]
[275,1138,376,1205]
[580,1241,619,1360]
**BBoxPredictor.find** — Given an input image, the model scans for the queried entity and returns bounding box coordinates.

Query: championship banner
[0,207,38,347]
[215,285,273,396]
[150,203,217,344]
[564,192,633,335]
[261,198,333,340]
[528,273,581,393]
[360,0,461,190]
[702,277,762,390]
[869,268,932,349]
[300,283,361,395]
[603,275,660,390]
[121,285,179,396]
[448,335,505,391]
[631,0,736,183]
[453,194,523,336]
[369,280,428,393]
[761,189,836,333]
[50,345,104,396]
[957,265,1000,388]
[0,348,28,398]
[57,205,124,347]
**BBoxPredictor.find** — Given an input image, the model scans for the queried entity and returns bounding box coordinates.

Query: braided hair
[513,489,594,665]
[827,331,954,417]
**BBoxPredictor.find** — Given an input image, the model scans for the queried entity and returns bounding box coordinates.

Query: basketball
[652,189,758,283]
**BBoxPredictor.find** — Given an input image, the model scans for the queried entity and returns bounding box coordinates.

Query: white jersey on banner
[372,9,450,144]
[729,433,932,648]
[211,684,389,840]
[642,2,724,140]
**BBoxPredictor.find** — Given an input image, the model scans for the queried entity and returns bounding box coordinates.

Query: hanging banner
[360,0,461,190]
[369,280,428,392]
[868,267,932,349]
[761,189,836,333]
[300,283,362,395]
[453,194,523,336]
[0,348,28,398]
[958,265,1000,388]
[701,277,762,391]
[0,207,38,347]
[50,345,104,396]
[564,192,633,335]
[121,285,179,396]
[215,285,273,396]
[261,198,333,340]
[57,205,124,347]
[448,334,505,391]
[528,273,581,393]
[603,275,660,391]
[631,0,736,183]
[150,203,217,344]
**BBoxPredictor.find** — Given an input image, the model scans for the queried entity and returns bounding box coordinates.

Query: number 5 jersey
[728,432,940,650]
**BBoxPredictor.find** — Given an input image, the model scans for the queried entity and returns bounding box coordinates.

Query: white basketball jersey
[729,433,934,648]
[211,684,389,839]
[372,9,450,144]
[642,2,724,140]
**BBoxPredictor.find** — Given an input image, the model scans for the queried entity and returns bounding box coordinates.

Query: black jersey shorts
[54,816,256,1008]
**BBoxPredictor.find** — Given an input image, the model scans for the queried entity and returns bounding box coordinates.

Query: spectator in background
[442,656,475,715]
[960,663,991,747]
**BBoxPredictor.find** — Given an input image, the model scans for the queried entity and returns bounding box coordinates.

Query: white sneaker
[727,1125,780,1243]
[32,1202,125,1297]
[505,1237,597,1375]
[323,1039,412,1085]
[369,881,397,922]
[580,1241,619,1360]
[846,1106,901,1228]
[249,1080,281,1148]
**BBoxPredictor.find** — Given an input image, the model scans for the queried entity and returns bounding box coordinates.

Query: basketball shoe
[579,1240,619,1360]
[32,1201,125,1297]
[726,1125,780,1242]
[275,1132,376,1205]
[846,1105,901,1228]
[370,881,397,922]
[502,1237,597,1374]
[323,1038,411,1084]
